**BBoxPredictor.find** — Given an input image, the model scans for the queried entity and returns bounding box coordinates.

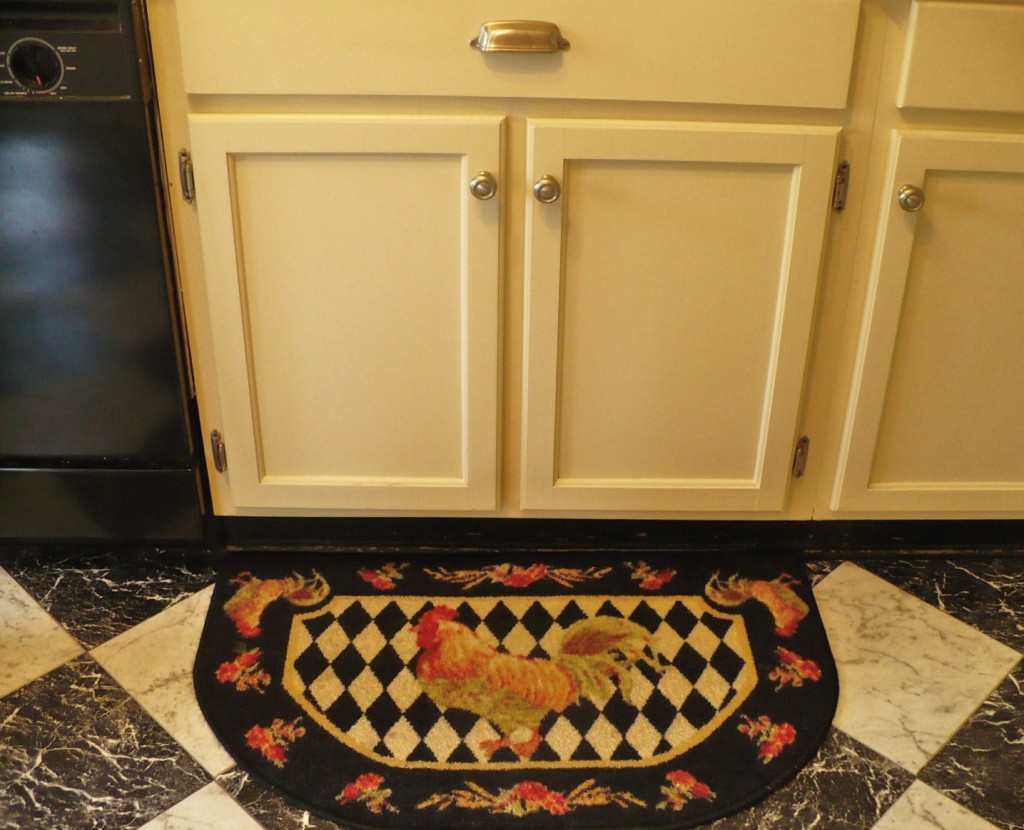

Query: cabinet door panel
[189,115,502,511]
[522,121,839,511]
[833,131,1024,511]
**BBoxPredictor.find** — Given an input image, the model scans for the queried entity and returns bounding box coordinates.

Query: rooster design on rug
[704,572,808,637]
[224,571,331,638]
[412,605,665,759]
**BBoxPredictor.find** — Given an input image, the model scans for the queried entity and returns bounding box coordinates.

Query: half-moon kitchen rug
[194,551,838,829]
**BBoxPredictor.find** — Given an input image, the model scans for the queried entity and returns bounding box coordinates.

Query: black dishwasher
[0,0,205,540]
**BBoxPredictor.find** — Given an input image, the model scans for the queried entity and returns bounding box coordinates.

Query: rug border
[193,552,840,830]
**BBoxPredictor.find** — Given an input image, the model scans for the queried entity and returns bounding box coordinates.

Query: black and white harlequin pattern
[283,594,756,766]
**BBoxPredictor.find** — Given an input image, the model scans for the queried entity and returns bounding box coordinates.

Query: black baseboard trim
[218,517,1024,556]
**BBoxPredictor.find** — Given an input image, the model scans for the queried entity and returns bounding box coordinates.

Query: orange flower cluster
[418,778,646,815]
[627,561,677,591]
[358,562,407,591]
[738,715,797,764]
[426,563,611,590]
[338,772,398,814]
[245,717,306,768]
[657,770,715,811]
[215,648,271,693]
[490,563,549,588]
[769,647,822,690]
[495,781,570,816]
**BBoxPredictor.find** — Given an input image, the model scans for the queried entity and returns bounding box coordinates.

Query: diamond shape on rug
[194,551,837,828]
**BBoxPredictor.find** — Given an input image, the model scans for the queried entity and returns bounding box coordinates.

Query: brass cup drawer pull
[470,21,570,54]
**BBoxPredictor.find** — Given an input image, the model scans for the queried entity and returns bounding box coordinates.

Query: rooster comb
[421,605,459,623]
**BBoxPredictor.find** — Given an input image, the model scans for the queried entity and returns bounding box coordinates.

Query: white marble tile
[871,780,1000,830]
[815,562,1022,773]
[0,566,83,698]
[91,585,235,777]
[139,782,265,830]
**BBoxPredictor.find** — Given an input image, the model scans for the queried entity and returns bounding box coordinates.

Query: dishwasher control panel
[1,1,139,100]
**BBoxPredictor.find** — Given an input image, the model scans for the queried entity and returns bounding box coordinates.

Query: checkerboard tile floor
[1,546,1020,829]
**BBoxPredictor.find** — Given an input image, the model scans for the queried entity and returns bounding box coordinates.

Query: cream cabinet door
[521,120,840,511]
[188,115,503,511]
[833,130,1024,512]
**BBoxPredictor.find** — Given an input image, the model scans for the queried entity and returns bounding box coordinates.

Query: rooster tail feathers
[556,618,665,706]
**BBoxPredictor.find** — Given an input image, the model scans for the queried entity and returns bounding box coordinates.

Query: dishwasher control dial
[7,37,64,94]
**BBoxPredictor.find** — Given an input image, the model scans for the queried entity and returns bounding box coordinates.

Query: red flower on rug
[357,562,407,591]
[337,772,399,814]
[738,715,798,764]
[215,648,271,693]
[497,781,570,815]
[769,647,823,690]
[418,779,645,815]
[627,561,677,590]
[657,770,716,811]
[245,717,306,768]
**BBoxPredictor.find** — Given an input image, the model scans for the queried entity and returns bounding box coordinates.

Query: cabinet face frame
[187,114,503,511]
[833,129,1024,512]
[521,120,840,512]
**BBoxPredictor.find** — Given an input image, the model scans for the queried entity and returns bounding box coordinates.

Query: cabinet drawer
[898,0,1024,113]
[175,0,859,109]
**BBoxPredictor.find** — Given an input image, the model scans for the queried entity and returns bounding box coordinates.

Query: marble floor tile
[4,548,1022,830]
[138,782,266,830]
[0,657,131,761]
[0,566,83,698]
[709,728,915,829]
[872,781,1001,830]
[0,657,209,830]
[858,557,1024,653]
[216,769,342,830]
[0,547,217,649]
[814,562,1021,774]
[91,585,235,777]
[918,663,1024,830]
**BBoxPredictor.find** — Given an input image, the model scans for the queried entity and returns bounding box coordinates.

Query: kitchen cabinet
[187,111,838,514]
[145,0,1024,519]
[152,0,856,517]
[521,120,839,511]
[186,115,503,511]
[830,1,1024,513]
[832,130,1024,512]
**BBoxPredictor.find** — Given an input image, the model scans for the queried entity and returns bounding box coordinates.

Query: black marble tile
[857,557,1024,653]
[0,657,126,745]
[804,560,840,587]
[0,656,209,829]
[919,662,1024,830]
[0,546,218,649]
[708,728,916,829]
[216,768,343,829]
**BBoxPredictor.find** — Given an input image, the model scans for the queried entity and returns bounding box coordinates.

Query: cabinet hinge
[210,429,228,473]
[178,149,196,204]
[832,160,850,212]
[792,435,810,478]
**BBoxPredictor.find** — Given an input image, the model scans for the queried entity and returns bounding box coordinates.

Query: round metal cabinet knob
[533,174,562,204]
[898,184,925,212]
[469,171,498,201]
